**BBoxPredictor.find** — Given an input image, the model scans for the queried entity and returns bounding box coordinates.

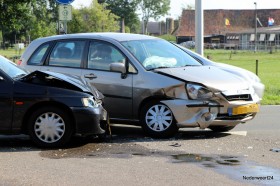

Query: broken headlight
[186,83,213,99]
[82,97,99,108]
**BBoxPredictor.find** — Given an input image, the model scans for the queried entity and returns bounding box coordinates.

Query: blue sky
[71,0,280,20]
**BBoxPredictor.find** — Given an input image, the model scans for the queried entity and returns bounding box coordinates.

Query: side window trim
[81,40,90,69]
[44,41,58,66]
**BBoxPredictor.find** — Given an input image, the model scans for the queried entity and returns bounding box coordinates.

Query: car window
[48,41,85,68]
[28,43,50,65]
[0,56,27,79]
[87,41,126,71]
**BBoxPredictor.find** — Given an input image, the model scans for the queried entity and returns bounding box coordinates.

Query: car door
[0,72,13,132]
[39,40,85,77]
[81,40,134,119]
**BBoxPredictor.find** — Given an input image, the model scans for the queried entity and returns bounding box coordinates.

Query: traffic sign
[56,0,74,5]
[59,5,72,21]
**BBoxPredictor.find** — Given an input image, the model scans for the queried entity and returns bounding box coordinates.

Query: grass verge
[205,49,280,105]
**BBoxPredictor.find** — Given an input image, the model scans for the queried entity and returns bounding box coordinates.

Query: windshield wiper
[147,66,170,71]
[184,64,199,67]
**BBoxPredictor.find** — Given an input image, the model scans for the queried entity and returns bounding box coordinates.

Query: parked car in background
[20,33,263,138]
[0,55,107,147]
[179,41,195,49]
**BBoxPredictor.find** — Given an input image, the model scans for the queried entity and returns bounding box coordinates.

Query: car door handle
[84,73,97,79]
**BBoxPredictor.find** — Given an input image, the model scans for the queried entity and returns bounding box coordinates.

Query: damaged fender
[160,99,221,129]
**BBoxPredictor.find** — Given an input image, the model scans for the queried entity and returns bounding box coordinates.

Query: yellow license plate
[230,104,259,115]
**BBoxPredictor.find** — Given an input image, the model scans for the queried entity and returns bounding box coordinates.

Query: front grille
[223,94,252,101]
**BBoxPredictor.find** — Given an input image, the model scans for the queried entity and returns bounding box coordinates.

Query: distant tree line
[0,0,170,48]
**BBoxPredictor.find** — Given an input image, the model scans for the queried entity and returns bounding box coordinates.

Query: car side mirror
[110,62,126,74]
[0,76,4,81]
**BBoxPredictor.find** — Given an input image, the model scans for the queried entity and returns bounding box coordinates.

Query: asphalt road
[0,106,279,186]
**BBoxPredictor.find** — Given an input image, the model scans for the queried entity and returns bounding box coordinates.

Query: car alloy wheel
[145,104,173,132]
[141,101,178,138]
[34,112,65,143]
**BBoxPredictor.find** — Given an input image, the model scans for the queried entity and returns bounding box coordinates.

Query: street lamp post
[195,0,204,56]
[254,2,257,52]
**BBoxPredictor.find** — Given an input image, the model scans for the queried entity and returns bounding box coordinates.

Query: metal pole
[254,2,257,52]
[64,21,67,34]
[256,59,259,76]
[142,20,144,34]
[195,0,204,56]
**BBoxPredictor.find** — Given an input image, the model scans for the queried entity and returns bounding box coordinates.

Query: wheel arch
[21,101,75,134]
[138,96,178,138]
[138,96,163,118]
[137,96,174,120]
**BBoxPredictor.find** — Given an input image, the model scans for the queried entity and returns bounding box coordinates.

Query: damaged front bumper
[71,105,108,136]
[161,99,259,129]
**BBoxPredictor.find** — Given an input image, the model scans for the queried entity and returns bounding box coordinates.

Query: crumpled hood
[22,71,104,99]
[155,66,250,92]
[211,62,260,82]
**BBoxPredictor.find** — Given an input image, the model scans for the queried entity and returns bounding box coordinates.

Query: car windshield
[121,39,202,70]
[0,56,27,79]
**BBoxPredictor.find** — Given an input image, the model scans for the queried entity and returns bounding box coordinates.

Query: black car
[0,55,107,147]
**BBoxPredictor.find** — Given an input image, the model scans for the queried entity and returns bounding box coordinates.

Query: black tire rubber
[27,106,74,148]
[140,101,178,138]
[208,126,235,132]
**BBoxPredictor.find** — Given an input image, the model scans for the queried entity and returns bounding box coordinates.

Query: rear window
[49,41,86,68]
[28,43,50,65]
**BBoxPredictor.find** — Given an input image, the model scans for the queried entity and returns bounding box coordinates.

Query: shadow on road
[109,124,230,141]
[0,124,231,152]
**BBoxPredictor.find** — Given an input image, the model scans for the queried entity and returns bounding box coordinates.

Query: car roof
[33,33,158,43]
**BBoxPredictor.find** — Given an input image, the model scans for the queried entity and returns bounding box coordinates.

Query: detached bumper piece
[186,102,223,108]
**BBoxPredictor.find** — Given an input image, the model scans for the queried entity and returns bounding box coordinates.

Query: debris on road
[169,143,181,147]
[270,148,280,152]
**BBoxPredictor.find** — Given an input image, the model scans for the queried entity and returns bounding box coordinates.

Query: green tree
[26,0,57,39]
[139,0,170,34]
[0,0,58,47]
[68,0,119,33]
[104,0,140,33]
[0,0,31,48]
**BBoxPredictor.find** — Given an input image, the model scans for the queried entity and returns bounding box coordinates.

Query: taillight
[17,59,22,65]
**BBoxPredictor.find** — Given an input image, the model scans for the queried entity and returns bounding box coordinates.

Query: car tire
[28,106,74,148]
[208,126,235,132]
[140,101,178,138]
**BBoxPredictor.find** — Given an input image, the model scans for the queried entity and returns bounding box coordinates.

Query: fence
[203,42,280,52]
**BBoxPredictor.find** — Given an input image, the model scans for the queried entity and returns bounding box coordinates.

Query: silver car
[19,33,264,138]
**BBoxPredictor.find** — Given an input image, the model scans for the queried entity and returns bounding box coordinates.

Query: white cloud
[71,0,92,8]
